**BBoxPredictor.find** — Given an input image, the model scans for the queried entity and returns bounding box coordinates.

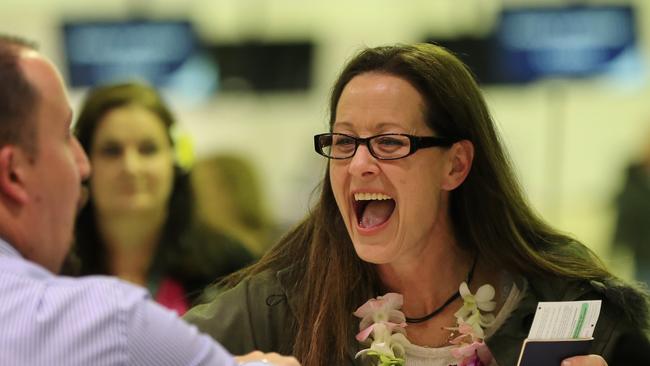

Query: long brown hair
[223,43,646,365]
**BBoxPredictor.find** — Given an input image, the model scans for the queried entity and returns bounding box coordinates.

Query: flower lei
[353,282,496,366]
[353,293,409,365]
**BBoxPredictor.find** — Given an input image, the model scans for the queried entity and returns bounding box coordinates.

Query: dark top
[156,222,256,307]
[70,170,256,311]
[184,268,649,365]
[73,221,255,311]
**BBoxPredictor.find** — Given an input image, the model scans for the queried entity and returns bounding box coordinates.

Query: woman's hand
[562,354,607,366]
[235,350,300,366]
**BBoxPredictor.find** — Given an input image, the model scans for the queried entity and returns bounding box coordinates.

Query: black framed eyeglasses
[313,133,459,160]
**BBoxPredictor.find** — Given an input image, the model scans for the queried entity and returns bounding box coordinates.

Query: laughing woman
[184,44,649,365]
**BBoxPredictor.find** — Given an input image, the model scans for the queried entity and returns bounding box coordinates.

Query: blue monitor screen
[429,5,640,84]
[496,5,638,82]
[62,20,199,88]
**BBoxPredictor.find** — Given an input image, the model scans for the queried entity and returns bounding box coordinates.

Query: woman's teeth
[354,192,392,201]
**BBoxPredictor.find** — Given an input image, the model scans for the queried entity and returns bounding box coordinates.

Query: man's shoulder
[0,268,156,363]
[53,274,150,302]
[21,272,161,325]
[0,262,235,365]
[0,260,150,318]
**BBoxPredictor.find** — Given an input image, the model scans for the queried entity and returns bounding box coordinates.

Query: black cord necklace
[404,256,478,324]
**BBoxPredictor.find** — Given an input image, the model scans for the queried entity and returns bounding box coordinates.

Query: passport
[516,337,594,366]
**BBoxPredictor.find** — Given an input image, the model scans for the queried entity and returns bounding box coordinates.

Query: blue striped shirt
[0,239,238,366]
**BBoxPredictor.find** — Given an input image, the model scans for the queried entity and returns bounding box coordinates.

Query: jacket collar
[0,237,21,258]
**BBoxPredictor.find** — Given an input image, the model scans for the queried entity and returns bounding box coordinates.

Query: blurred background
[3,0,650,281]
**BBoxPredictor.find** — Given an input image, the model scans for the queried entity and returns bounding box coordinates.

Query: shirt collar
[0,236,54,280]
[0,237,22,258]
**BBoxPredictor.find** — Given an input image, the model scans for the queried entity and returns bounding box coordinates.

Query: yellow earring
[171,126,194,172]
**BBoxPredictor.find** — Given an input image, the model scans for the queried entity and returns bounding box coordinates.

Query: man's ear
[0,145,30,204]
[441,139,474,191]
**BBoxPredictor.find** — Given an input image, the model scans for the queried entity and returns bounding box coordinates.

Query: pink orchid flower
[448,322,475,345]
[354,293,407,343]
[354,294,410,365]
[450,341,493,366]
[459,353,484,366]
[447,282,496,366]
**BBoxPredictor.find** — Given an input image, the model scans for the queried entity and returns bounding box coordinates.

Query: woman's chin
[105,200,160,215]
[352,241,396,265]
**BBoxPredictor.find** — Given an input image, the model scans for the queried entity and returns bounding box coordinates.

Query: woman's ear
[441,140,474,191]
[0,145,30,204]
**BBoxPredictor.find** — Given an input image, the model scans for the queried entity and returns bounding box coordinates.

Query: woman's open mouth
[353,192,396,229]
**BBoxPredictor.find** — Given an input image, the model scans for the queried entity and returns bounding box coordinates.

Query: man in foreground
[0,34,297,366]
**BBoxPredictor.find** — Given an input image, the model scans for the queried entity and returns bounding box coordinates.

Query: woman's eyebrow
[333,121,407,130]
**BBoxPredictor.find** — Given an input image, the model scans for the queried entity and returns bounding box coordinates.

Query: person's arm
[184,277,261,355]
[128,296,300,366]
[128,295,238,366]
[184,272,295,356]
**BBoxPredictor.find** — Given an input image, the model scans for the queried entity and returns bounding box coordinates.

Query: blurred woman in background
[72,82,254,314]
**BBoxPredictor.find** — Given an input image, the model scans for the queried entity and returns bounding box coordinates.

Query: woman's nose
[348,144,380,177]
[122,149,142,172]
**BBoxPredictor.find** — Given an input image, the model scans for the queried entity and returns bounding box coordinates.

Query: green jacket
[184,269,649,365]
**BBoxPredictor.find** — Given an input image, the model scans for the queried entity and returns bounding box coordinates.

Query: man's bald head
[0,35,39,157]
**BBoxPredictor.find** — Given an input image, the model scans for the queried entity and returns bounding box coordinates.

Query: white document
[527,300,601,340]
